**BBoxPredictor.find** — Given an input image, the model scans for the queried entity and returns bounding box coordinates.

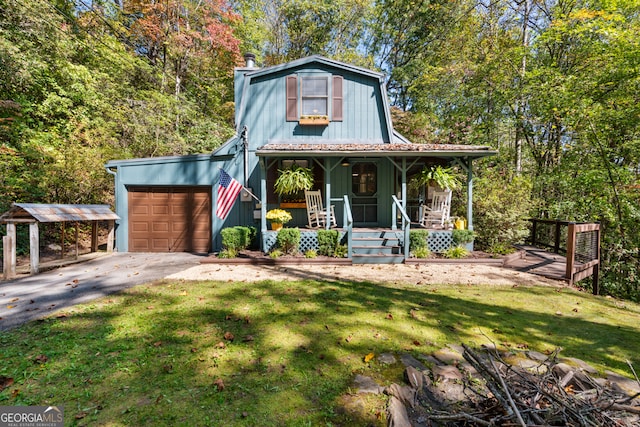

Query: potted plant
[265,208,292,231]
[274,164,314,207]
[411,165,461,190]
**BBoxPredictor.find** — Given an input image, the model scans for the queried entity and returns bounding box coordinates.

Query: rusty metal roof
[0,203,119,223]
[256,142,498,158]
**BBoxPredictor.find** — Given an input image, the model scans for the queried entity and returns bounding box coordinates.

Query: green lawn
[1,277,639,426]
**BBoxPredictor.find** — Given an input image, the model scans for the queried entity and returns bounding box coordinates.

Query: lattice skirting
[262,230,346,253]
[428,231,453,253]
[263,230,453,253]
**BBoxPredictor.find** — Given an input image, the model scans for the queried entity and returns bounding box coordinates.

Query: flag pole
[241,186,261,203]
[218,167,260,203]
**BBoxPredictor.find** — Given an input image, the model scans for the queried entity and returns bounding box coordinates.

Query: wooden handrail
[529,219,601,294]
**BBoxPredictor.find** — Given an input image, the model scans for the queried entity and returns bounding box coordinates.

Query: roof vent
[243,53,256,68]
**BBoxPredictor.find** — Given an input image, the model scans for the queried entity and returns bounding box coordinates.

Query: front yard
[1,277,639,425]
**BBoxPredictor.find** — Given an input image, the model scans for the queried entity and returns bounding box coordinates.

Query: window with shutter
[286,75,298,121]
[301,77,329,116]
[332,76,343,121]
[286,74,343,124]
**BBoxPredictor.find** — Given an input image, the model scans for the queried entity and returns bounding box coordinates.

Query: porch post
[466,157,473,231]
[259,159,267,243]
[402,157,407,212]
[324,158,332,230]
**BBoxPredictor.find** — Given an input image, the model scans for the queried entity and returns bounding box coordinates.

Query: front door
[350,161,378,226]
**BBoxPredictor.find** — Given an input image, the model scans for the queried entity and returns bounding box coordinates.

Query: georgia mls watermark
[0,406,63,427]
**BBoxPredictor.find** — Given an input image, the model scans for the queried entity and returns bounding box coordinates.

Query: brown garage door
[128,186,211,253]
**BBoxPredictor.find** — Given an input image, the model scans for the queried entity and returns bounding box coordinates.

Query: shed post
[74,222,79,259]
[3,223,16,279]
[30,222,39,274]
[91,221,98,252]
[107,220,115,253]
[61,221,66,259]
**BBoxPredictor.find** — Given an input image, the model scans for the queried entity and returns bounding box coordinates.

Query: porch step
[351,229,405,264]
[352,254,405,264]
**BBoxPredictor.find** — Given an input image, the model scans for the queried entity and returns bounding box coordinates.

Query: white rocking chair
[420,190,452,228]
[304,190,336,228]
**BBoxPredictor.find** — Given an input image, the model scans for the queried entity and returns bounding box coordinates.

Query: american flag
[216,169,243,219]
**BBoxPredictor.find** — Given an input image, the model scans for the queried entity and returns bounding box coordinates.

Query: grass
[1,277,640,426]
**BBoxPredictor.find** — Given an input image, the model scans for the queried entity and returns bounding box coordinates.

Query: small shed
[1,203,119,279]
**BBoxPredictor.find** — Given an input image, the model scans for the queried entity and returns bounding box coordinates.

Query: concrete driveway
[0,252,204,331]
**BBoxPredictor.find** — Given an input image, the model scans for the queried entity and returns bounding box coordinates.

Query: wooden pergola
[1,203,119,279]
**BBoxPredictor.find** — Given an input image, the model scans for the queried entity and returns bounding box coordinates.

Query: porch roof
[256,141,497,159]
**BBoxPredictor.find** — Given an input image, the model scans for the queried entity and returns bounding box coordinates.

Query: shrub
[452,229,475,246]
[487,242,516,255]
[220,226,255,253]
[409,229,429,253]
[413,247,431,258]
[217,248,238,259]
[304,249,317,258]
[276,227,301,255]
[443,246,469,259]
[269,248,283,258]
[317,229,339,256]
[334,244,348,258]
[473,171,535,253]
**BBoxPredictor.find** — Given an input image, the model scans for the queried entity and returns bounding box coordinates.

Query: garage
[128,186,211,253]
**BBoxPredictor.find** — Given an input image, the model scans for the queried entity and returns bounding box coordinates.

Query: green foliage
[412,247,431,259]
[217,248,238,259]
[274,164,314,196]
[409,229,429,253]
[304,249,317,258]
[276,227,301,255]
[317,229,340,256]
[269,248,283,259]
[487,243,517,256]
[334,244,348,258]
[452,229,475,246]
[220,226,255,253]
[473,170,536,253]
[443,246,469,259]
[411,165,461,190]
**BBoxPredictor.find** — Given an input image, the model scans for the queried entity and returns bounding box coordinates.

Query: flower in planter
[265,209,292,225]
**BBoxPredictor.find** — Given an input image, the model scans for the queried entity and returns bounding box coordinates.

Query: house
[105,55,497,262]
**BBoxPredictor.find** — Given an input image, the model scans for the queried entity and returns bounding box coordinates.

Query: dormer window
[301,77,328,116]
[286,74,343,123]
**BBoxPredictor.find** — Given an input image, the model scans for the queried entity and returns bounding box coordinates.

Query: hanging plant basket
[274,164,314,197]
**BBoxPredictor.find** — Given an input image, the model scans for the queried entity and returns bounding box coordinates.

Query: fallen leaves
[33,354,48,364]
[213,378,225,391]
[223,332,234,341]
[364,353,375,363]
[0,376,14,392]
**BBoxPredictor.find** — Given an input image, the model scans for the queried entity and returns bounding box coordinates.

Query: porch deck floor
[504,245,568,282]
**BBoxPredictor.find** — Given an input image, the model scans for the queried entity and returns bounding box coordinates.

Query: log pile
[386,345,640,426]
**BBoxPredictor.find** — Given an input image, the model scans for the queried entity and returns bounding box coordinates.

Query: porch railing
[529,219,601,293]
[391,195,411,261]
[339,195,353,258]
